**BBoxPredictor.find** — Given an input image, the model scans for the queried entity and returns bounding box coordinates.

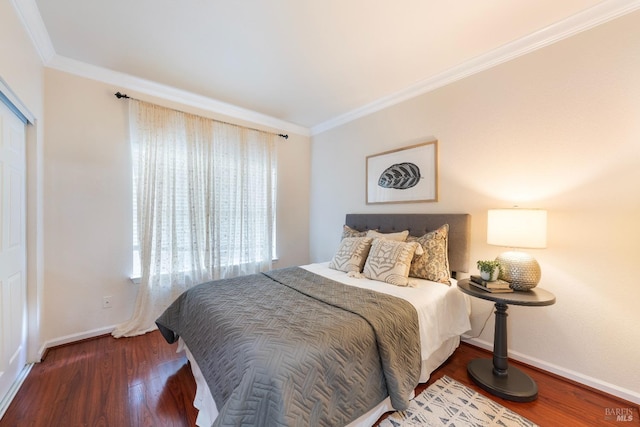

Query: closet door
[0,99,27,403]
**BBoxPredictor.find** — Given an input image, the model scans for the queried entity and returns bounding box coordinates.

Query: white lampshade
[487,208,547,291]
[487,208,547,249]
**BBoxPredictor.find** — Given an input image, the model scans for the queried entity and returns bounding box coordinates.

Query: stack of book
[469,275,513,293]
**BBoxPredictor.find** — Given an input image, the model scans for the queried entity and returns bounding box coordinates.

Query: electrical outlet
[102,296,113,309]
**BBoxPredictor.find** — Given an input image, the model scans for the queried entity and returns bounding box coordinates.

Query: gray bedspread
[156,267,421,426]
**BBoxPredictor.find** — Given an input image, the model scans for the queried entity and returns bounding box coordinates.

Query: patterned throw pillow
[341,225,368,239]
[407,224,451,285]
[328,237,374,273]
[365,229,409,241]
[363,239,421,287]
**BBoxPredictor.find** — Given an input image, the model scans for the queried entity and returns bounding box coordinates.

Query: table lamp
[487,208,547,291]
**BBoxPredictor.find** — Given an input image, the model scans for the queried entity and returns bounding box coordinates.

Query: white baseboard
[37,325,117,361]
[462,336,640,405]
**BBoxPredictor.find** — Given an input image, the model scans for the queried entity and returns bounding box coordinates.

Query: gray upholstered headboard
[345,213,471,275]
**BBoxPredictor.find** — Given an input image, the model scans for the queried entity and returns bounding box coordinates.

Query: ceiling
[18,0,640,134]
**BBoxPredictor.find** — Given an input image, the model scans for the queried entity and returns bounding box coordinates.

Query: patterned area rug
[379,376,538,427]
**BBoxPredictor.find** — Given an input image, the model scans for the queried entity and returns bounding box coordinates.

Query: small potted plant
[477,260,502,281]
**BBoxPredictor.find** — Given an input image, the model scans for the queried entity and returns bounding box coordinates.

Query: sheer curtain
[113,100,276,337]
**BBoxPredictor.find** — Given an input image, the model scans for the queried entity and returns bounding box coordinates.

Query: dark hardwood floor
[1,331,637,426]
[1,331,197,427]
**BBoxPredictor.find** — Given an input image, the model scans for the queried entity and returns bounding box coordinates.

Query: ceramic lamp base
[496,251,540,291]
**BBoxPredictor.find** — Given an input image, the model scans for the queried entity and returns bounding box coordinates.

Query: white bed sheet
[302,262,471,365]
[180,263,471,426]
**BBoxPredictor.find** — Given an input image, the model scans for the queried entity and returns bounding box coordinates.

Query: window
[116,99,278,337]
[130,100,277,281]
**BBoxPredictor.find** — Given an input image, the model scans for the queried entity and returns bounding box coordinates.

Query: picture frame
[366,140,438,204]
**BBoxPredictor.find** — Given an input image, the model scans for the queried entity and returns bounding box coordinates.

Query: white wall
[0,1,45,362]
[42,69,311,345]
[310,11,640,403]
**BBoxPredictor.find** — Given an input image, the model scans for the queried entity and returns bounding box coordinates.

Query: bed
[156,213,472,426]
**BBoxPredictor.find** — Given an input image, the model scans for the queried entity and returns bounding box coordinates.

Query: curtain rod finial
[115,91,130,99]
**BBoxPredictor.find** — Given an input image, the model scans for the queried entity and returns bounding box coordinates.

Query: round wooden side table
[457,279,556,402]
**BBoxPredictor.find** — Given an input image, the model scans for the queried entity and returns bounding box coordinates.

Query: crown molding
[11,0,55,63]
[11,0,310,137]
[310,0,640,135]
[47,56,311,136]
[13,0,640,137]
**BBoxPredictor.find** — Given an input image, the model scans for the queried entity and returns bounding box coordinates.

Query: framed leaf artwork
[366,140,438,204]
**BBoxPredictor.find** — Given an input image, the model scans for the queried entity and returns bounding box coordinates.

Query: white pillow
[365,229,423,255]
[366,229,409,241]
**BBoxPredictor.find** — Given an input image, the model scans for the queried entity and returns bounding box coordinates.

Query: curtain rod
[114,92,288,140]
